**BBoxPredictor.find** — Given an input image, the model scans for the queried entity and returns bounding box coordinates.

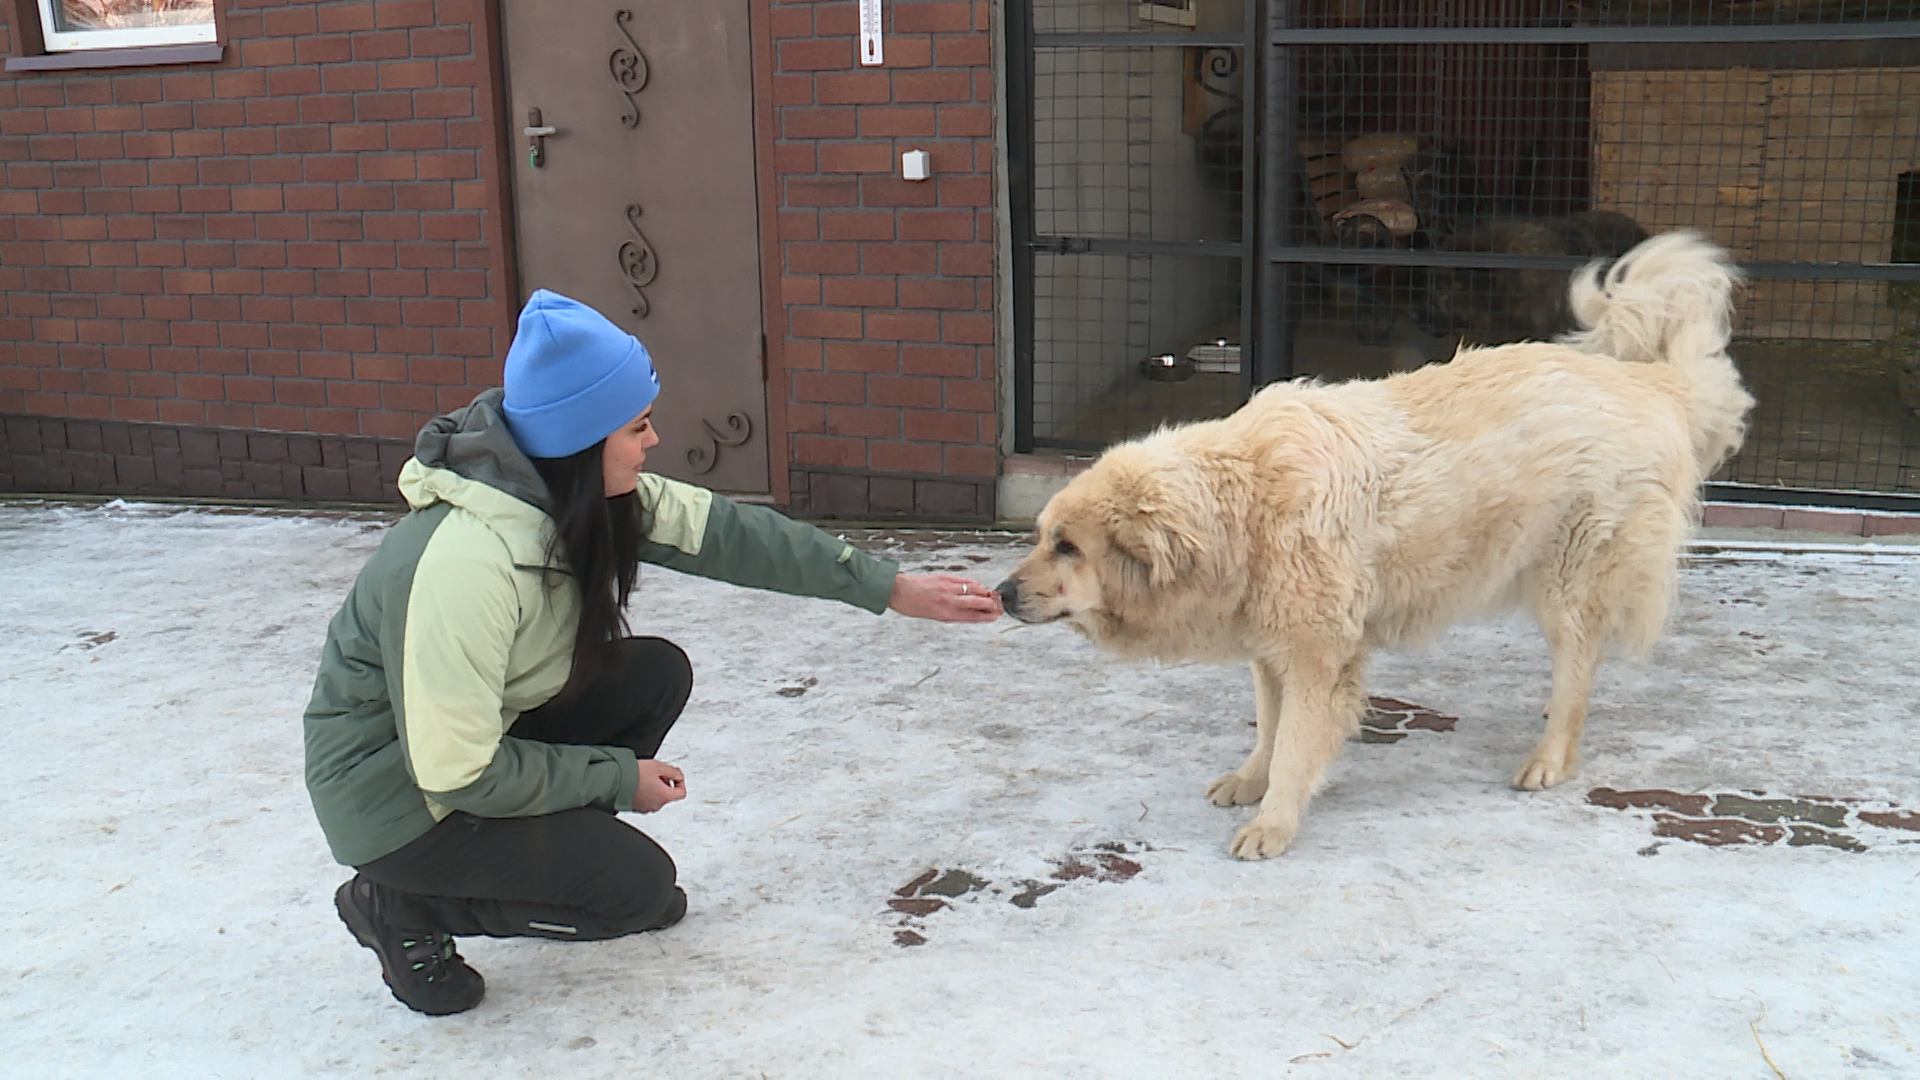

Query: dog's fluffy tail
[1561,230,1756,476]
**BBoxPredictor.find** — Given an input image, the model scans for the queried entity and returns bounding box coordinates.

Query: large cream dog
[995,232,1753,860]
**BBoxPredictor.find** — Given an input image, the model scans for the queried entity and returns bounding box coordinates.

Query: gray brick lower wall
[788,464,996,524]
[0,413,411,505]
[3,414,1001,524]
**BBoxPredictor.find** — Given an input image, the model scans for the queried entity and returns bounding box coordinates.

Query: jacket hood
[411,389,551,508]
[399,388,562,568]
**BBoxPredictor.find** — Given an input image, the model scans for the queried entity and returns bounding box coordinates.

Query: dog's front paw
[1206,770,1267,807]
[1511,749,1576,791]
[1229,819,1297,860]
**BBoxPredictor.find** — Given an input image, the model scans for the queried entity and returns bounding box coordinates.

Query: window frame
[32,0,217,52]
[5,0,223,71]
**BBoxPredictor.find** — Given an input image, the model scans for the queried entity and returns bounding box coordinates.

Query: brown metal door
[502,2,769,493]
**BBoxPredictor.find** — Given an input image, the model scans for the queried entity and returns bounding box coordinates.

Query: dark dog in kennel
[1419,210,1649,341]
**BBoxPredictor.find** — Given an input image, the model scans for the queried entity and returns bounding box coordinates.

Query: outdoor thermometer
[859,0,883,66]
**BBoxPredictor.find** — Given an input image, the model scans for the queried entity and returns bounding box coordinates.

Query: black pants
[356,637,693,941]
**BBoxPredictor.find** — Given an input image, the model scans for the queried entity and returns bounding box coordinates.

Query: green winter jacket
[303,389,898,867]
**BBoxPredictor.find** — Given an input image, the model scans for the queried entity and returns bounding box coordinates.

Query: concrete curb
[1700,501,1920,538]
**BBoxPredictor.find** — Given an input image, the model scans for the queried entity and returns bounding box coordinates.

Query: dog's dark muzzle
[994,578,1023,618]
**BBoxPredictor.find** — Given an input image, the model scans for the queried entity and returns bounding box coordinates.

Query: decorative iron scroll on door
[686,413,753,474]
[618,203,658,317]
[611,10,656,317]
[609,10,649,128]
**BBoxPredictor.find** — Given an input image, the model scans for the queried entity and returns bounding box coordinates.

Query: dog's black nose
[994,578,1020,613]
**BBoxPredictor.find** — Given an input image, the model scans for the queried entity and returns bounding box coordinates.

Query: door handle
[525,107,557,168]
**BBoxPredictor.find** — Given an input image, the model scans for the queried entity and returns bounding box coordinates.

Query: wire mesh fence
[1014,0,1920,499]
[1032,251,1244,445]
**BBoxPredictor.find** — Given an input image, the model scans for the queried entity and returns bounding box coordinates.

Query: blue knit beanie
[501,289,661,459]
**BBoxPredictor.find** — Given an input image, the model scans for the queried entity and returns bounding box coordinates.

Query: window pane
[52,0,212,33]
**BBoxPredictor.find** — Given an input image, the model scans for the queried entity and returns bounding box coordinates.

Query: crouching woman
[303,290,1000,1015]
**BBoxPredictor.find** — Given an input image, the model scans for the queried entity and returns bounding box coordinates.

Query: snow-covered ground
[3,500,1918,1078]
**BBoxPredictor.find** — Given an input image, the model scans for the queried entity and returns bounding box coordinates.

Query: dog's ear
[1101,468,1210,589]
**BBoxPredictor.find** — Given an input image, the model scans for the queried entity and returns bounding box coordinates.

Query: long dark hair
[529,441,643,702]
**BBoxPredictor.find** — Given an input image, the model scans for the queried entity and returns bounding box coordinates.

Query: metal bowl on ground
[1140,352,1195,382]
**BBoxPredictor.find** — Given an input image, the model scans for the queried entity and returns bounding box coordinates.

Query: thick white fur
[999,231,1755,859]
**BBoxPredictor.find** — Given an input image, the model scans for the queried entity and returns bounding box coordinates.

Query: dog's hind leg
[1513,603,1601,791]
[1515,494,1683,790]
[1230,648,1367,859]
[1207,660,1282,807]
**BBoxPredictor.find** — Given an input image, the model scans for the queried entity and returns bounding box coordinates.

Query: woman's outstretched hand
[888,573,1003,623]
[634,759,686,813]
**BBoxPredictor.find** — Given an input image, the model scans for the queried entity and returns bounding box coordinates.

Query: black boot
[334,876,485,1016]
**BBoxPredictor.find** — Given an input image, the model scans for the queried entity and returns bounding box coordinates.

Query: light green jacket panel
[395,458,639,819]
[634,473,899,615]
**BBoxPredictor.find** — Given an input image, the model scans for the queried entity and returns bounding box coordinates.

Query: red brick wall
[1,0,1005,519]
[769,0,999,520]
[0,0,514,499]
